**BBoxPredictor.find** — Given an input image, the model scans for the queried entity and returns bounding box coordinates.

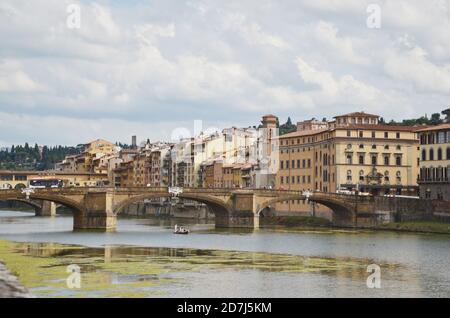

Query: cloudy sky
[1,0,450,146]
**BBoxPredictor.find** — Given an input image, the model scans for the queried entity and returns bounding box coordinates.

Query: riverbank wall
[373,197,450,222]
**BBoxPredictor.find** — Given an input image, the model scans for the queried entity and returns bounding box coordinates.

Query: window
[359,170,364,181]
[359,144,364,149]
[447,147,450,160]
[347,130,351,137]
[396,171,401,183]
[347,144,352,150]
[396,145,401,150]
[429,149,434,161]
[438,148,443,160]
[297,160,300,168]
[346,154,353,164]
[422,149,426,161]
[384,145,389,150]
[438,132,445,144]
[371,155,377,165]
[372,144,377,150]
[347,170,352,182]
[384,132,388,138]
[297,176,300,183]
[384,155,389,165]
[280,161,284,169]
[371,131,376,138]
[396,156,401,166]
[384,171,389,182]
[396,132,400,139]
[359,155,364,165]
[359,131,363,138]
[286,160,289,169]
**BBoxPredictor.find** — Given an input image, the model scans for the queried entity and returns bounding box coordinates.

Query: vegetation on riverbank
[378,221,450,234]
[260,215,450,235]
[261,216,332,228]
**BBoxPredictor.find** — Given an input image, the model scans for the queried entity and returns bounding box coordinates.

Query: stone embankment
[0,262,32,298]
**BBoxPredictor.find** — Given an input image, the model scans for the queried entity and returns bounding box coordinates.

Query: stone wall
[374,197,450,222]
[0,262,32,298]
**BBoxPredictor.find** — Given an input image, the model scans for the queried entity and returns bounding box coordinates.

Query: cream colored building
[276,111,420,215]
[417,124,450,200]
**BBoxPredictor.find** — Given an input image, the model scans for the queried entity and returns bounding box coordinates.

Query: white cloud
[296,57,383,107]
[384,45,450,94]
[0,60,44,92]
[0,0,449,144]
[222,12,289,50]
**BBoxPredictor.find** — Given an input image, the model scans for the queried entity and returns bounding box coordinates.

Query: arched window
[347,170,352,182]
[346,154,352,164]
[384,171,389,182]
[438,148,443,160]
[429,149,434,161]
[359,170,365,181]
[422,149,426,161]
[396,171,401,184]
[447,147,450,160]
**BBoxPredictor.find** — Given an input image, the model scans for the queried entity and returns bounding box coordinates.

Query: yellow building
[417,124,450,200]
[276,112,420,215]
[60,139,116,173]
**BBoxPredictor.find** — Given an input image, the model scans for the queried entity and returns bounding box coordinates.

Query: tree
[442,108,450,123]
[430,113,443,125]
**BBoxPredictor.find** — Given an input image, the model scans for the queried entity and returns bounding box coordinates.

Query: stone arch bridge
[0,187,383,231]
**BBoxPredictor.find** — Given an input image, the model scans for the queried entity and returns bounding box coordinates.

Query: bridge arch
[26,194,84,215]
[113,192,232,216]
[2,199,42,211]
[256,194,355,223]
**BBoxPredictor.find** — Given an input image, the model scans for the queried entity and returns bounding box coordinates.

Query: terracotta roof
[336,124,423,132]
[279,123,421,139]
[416,123,450,132]
[334,111,379,118]
[279,128,329,139]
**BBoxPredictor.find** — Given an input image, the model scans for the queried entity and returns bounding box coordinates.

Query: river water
[0,210,448,298]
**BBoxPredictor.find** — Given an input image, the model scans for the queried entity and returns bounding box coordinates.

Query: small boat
[173,224,190,235]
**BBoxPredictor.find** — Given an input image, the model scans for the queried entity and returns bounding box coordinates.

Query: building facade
[417,124,450,200]
[276,112,420,215]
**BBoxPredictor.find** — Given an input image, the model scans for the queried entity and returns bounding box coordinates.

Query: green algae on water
[0,240,398,298]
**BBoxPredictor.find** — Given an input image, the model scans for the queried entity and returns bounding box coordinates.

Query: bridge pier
[215,212,259,229]
[35,201,56,217]
[73,191,117,231]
